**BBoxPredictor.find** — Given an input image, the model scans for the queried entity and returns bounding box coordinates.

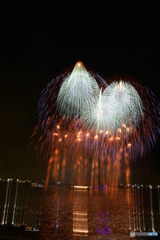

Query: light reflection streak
[74,186,89,190]
[56,192,59,229]
[149,186,155,231]
[5,179,12,224]
[137,186,141,231]
[0,179,43,231]
[95,212,111,234]
[12,179,19,225]
[158,186,160,214]
[1,179,10,225]
[141,185,145,231]
[73,191,88,235]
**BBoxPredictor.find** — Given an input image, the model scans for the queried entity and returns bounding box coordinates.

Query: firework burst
[103,80,144,127]
[30,62,160,187]
[57,61,100,118]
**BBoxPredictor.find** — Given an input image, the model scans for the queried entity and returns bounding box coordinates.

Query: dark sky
[0,1,160,180]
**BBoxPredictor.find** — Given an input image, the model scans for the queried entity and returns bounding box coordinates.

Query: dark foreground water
[37,185,160,240]
[0,182,160,239]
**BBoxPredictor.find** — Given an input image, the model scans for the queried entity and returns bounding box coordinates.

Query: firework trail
[37,72,69,127]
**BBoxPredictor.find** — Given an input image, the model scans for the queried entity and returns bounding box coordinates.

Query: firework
[32,65,160,161]
[82,80,144,134]
[30,62,160,187]
[57,61,100,118]
[82,88,123,133]
[103,81,144,127]
[37,72,69,125]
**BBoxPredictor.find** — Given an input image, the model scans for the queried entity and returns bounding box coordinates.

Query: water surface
[38,185,160,239]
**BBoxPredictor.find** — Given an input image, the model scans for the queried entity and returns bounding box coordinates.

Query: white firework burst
[82,80,144,133]
[103,80,144,127]
[57,61,99,118]
[82,88,123,133]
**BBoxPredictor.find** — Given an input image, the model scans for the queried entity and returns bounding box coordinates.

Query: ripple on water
[37,186,159,240]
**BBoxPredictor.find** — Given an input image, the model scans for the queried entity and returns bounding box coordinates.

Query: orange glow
[94,157,98,186]
[94,135,98,140]
[76,61,83,67]
[115,137,120,141]
[77,131,82,139]
[117,128,121,133]
[86,132,90,137]
[38,114,135,196]
[73,212,87,215]
[119,81,122,90]
[61,152,66,183]
[90,159,94,193]
[44,157,53,191]
[55,149,59,154]
[52,132,58,136]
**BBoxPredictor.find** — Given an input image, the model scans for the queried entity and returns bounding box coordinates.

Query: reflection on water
[95,212,111,234]
[0,179,43,232]
[38,185,160,239]
[1,180,160,239]
[73,190,88,235]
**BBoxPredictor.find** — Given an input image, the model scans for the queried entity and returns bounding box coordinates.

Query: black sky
[0,1,160,180]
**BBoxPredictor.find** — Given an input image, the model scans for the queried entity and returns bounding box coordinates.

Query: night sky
[0,1,160,181]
